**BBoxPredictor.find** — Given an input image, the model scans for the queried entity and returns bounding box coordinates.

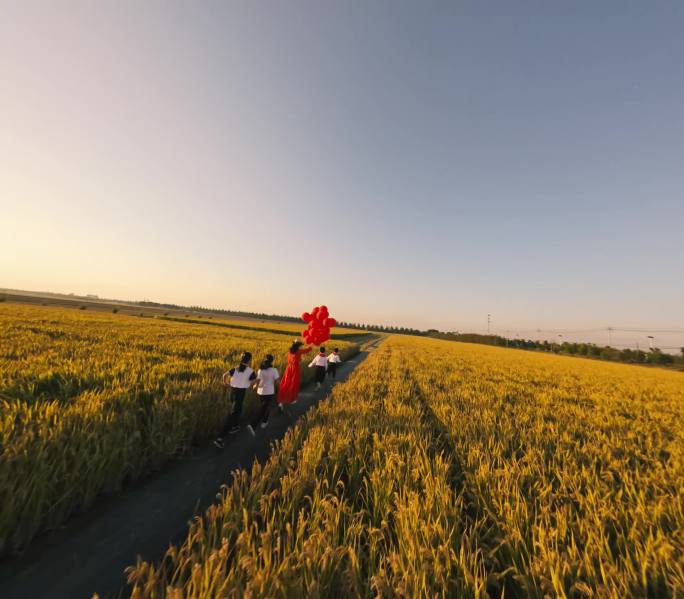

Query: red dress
[277,347,312,404]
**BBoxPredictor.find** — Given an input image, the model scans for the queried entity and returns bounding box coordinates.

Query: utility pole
[608,327,613,347]
[648,335,655,351]
[487,314,491,335]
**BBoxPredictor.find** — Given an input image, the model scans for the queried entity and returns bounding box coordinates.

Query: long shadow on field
[0,338,382,599]
[406,371,528,599]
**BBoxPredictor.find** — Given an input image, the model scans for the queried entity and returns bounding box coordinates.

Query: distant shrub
[112,308,119,314]
[164,313,169,316]
[0,296,6,303]
[80,305,87,310]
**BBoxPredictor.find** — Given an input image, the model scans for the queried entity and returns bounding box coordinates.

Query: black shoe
[213,437,224,449]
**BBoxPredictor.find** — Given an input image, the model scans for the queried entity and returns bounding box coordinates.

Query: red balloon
[300,306,335,345]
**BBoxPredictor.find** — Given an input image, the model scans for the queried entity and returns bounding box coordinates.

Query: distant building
[86,294,99,299]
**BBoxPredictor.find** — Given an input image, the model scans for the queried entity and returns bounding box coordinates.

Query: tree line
[134,301,683,368]
[137,301,302,323]
[428,332,684,367]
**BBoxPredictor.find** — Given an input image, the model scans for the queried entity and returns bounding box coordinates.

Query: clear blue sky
[2,2,683,346]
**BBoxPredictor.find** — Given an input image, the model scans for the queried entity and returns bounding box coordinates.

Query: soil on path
[0,337,382,599]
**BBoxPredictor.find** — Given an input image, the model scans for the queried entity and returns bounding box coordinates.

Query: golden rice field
[0,303,360,555]
[123,335,684,598]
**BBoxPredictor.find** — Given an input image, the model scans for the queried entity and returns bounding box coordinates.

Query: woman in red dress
[277,340,312,406]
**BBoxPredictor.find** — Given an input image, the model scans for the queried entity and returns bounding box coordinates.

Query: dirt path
[0,337,383,599]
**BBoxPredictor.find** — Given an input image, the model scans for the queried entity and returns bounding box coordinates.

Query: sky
[1,2,683,347]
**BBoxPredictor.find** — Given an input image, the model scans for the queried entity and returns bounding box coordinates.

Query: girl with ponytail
[214,351,256,449]
[246,354,280,436]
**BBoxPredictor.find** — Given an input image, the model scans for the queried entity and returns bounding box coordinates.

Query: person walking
[309,346,328,390]
[214,351,256,448]
[246,354,279,436]
[277,340,312,408]
[327,347,342,382]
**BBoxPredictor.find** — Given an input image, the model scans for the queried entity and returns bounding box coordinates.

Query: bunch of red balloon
[301,305,337,346]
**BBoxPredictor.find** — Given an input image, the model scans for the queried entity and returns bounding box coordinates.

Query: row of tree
[135,301,428,335]
[429,332,684,367]
[137,301,302,323]
[134,300,683,368]
[336,322,424,335]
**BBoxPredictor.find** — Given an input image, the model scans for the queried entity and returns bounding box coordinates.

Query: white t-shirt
[226,366,256,389]
[256,367,280,395]
[328,353,341,364]
[309,354,328,368]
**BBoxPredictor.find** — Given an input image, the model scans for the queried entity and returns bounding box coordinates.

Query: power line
[607,343,683,350]
[609,327,684,333]
[500,326,684,335]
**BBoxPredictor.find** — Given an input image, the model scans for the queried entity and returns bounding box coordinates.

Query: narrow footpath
[0,337,382,599]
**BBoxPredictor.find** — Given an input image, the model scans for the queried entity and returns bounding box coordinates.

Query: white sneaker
[246,424,256,437]
[315,383,321,390]
[278,404,284,413]
[260,422,269,429]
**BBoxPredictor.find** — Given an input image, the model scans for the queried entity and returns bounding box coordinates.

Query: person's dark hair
[238,351,252,372]
[319,346,326,353]
[333,348,339,353]
[260,354,274,370]
[289,341,303,354]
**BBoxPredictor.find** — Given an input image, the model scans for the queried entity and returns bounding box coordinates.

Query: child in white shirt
[327,348,342,381]
[308,346,328,390]
[247,354,280,436]
[214,351,256,448]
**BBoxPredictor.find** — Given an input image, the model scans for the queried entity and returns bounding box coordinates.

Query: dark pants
[219,387,246,436]
[314,366,326,384]
[251,393,275,428]
[327,363,337,379]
